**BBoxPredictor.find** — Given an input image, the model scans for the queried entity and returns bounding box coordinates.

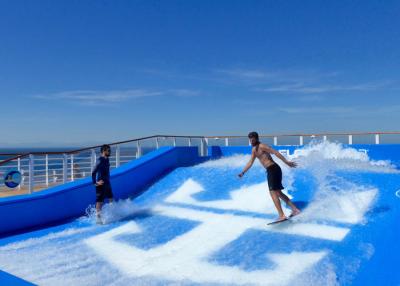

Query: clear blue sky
[1,0,399,146]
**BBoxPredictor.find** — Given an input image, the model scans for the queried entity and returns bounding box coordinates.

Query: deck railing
[1,132,399,195]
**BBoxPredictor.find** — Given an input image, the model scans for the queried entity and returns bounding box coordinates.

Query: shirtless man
[238,131,300,222]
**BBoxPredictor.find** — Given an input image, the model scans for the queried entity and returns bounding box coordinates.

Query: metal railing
[1,132,399,195]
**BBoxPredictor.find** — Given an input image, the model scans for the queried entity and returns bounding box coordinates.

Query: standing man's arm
[261,144,297,168]
[238,148,257,177]
[92,159,104,186]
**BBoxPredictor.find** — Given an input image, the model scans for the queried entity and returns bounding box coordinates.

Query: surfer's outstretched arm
[261,144,297,168]
[238,148,256,177]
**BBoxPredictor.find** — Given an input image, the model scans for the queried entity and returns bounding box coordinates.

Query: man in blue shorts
[92,144,114,223]
[239,132,300,222]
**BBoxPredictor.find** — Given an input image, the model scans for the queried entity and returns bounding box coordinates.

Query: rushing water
[0,141,399,286]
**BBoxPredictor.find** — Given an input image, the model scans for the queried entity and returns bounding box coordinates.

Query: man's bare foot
[277,215,288,222]
[289,209,301,218]
[96,216,104,225]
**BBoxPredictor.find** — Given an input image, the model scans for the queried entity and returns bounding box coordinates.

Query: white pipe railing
[62,154,68,184]
[115,145,120,168]
[136,141,142,158]
[28,154,34,194]
[70,154,74,181]
[45,155,49,186]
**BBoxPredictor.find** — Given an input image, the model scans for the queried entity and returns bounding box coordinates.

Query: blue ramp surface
[0,270,36,286]
[0,141,399,285]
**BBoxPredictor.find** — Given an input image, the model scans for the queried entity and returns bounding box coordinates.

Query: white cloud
[215,68,335,84]
[279,106,356,114]
[298,95,324,102]
[168,89,200,97]
[216,68,278,80]
[216,68,397,96]
[33,88,200,106]
[256,82,390,94]
[278,104,400,116]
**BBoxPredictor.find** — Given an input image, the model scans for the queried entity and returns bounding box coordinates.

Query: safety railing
[1,132,399,196]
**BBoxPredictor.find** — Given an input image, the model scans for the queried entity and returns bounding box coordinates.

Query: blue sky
[1,0,399,146]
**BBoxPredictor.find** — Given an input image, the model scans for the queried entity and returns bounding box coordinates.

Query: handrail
[69,134,206,154]
[0,135,202,166]
[0,135,204,157]
[0,154,29,166]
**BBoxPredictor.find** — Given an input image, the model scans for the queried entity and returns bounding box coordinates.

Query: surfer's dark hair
[100,144,111,153]
[248,131,259,141]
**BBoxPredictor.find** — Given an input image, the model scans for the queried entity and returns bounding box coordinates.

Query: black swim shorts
[96,184,114,203]
[266,163,284,191]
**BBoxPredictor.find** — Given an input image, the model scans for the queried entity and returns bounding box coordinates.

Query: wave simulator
[0,141,399,286]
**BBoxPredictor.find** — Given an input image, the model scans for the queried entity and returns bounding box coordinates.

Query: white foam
[0,227,94,251]
[85,205,339,285]
[0,228,110,286]
[299,188,377,224]
[84,198,148,225]
[196,141,398,174]
[165,178,291,214]
[195,154,257,168]
[155,205,349,241]
[292,140,398,173]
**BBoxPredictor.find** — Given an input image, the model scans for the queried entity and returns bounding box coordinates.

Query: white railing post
[45,154,49,186]
[299,136,304,145]
[225,137,229,146]
[136,141,142,158]
[173,137,177,147]
[375,134,380,144]
[17,157,21,190]
[91,149,96,170]
[28,154,34,194]
[62,153,68,184]
[70,154,74,181]
[156,137,160,149]
[348,135,353,145]
[188,138,192,147]
[116,144,120,167]
[52,170,57,183]
[273,136,278,146]
[200,138,208,156]
[323,135,327,141]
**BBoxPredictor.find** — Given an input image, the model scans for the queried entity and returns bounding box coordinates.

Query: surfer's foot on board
[277,215,288,222]
[289,209,301,218]
[267,215,288,225]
